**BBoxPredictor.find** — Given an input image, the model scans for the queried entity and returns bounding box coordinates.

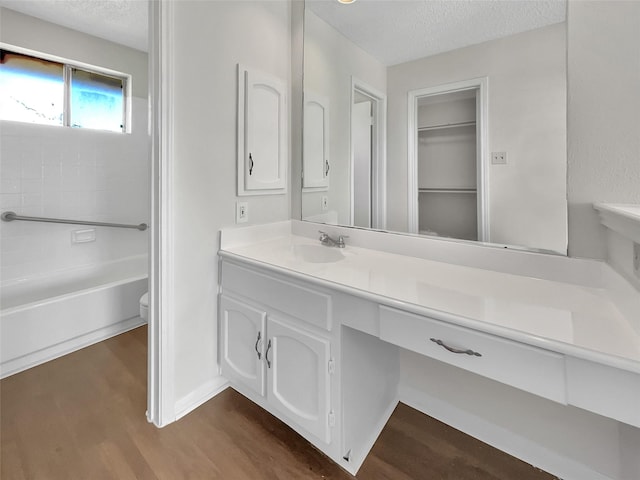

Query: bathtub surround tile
[42,178,62,195]
[60,165,83,192]
[21,193,42,208]
[42,153,62,165]
[0,193,21,210]
[79,164,97,192]
[0,236,25,254]
[0,222,24,239]
[0,179,21,194]
[60,191,80,214]
[0,98,150,283]
[21,179,43,194]
[0,252,26,269]
[41,192,62,215]
[0,158,21,181]
[0,265,26,283]
[74,191,97,218]
[20,158,43,181]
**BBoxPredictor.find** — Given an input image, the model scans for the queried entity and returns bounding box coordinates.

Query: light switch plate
[236,201,248,223]
[321,195,329,211]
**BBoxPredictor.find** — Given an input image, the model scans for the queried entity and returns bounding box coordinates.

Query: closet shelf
[418,121,476,132]
[419,188,477,194]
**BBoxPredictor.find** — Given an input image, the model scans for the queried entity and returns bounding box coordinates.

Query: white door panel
[237,65,287,195]
[303,91,330,189]
[266,314,331,444]
[220,295,266,397]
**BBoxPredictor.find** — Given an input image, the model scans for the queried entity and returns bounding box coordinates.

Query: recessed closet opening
[408,78,488,242]
[417,89,478,240]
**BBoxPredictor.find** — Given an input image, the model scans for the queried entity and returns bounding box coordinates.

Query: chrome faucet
[318,231,348,248]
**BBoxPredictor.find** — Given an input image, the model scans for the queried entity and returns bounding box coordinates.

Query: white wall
[0,8,149,284]
[387,23,567,254]
[302,10,386,224]
[170,0,291,403]
[567,0,640,260]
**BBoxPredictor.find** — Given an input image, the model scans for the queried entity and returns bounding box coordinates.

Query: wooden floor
[1,326,558,479]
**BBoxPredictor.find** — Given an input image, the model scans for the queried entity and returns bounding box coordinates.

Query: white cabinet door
[303,91,330,190]
[237,65,287,195]
[266,314,332,444]
[220,295,266,397]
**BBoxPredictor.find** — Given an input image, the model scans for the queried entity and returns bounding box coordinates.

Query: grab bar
[1,211,148,231]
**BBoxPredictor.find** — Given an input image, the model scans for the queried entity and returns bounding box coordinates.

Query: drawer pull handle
[254,331,262,360]
[265,339,272,368]
[430,338,482,357]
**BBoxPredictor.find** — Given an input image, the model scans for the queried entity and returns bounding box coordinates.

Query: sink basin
[292,244,345,263]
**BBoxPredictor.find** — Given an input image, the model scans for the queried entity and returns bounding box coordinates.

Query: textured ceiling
[0,0,566,60]
[307,0,567,66]
[0,0,148,52]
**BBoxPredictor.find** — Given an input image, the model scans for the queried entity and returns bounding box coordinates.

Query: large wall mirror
[302,0,568,255]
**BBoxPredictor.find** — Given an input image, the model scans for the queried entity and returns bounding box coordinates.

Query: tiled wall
[0,97,149,283]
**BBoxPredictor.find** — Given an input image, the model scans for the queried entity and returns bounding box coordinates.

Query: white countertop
[220,228,640,373]
[594,203,640,244]
[594,203,640,221]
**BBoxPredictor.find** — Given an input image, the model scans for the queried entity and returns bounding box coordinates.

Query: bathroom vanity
[218,217,640,477]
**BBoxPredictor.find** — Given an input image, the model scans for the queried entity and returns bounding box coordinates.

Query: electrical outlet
[491,151,507,165]
[634,242,640,277]
[236,201,248,223]
[321,195,329,211]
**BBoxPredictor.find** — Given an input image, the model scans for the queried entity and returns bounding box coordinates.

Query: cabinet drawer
[222,261,331,331]
[379,306,566,403]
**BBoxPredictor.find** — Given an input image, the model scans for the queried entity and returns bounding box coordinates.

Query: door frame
[147,0,176,428]
[407,77,489,241]
[350,77,387,230]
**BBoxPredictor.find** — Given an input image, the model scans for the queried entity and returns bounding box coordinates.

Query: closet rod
[419,188,477,194]
[418,121,476,132]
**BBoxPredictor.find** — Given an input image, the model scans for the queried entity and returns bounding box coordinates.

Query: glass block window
[0,48,127,133]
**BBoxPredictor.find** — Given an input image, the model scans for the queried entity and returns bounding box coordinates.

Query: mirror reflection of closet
[417,88,481,241]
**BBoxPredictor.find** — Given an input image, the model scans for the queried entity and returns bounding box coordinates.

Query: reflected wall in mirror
[302,0,568,254]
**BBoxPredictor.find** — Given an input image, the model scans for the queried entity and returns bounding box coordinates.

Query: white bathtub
[1,255,148,378]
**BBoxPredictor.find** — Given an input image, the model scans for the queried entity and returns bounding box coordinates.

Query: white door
[220,295,266,397]
[266,315,332,444]
[238,65,287,194]
[303,91,330,189]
